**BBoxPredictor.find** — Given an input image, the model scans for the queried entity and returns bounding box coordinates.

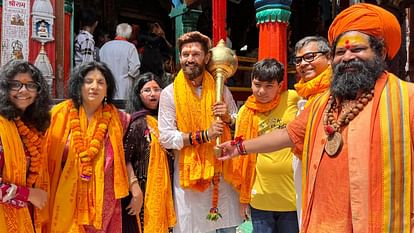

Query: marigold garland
[14,118,43,187]
[68,101,112,181]
[206,173,222,221]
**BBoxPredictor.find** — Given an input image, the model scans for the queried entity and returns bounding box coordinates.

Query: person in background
[232,58,299,233]
[100,23,141,101]
[292,36,332,225]
[95,30,112,62]
[122,72,175,233]
[158,31,242,233]
[46,61,130,232]
[0,60,51,232]
[219,3,413,232]
[139,23,174,88]
[129,24,142,52]
[74,8,98,66]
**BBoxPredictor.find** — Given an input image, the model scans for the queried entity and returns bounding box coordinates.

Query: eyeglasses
[294,51,327,65]
[140,87,162,95]
[8,80,40,92]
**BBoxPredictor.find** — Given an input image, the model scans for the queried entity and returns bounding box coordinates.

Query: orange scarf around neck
[231,94,281,203]
[114,36,128,41]
[144,115,176,232]
[0,116,49,233]
[173,70,231,191]
[294,65,331,107]
[47,100,128,232]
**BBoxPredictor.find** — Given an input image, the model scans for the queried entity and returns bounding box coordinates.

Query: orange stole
[294,65,331,108]
[230,94,281,203]
[0,116,49,233]
[144,115,176,232]
[173,70,231,191]
[47,100,128,233]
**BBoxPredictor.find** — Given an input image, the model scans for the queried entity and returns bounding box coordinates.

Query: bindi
[345,40,350,49]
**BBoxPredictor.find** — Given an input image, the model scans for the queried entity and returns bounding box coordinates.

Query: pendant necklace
[323,90,374,157]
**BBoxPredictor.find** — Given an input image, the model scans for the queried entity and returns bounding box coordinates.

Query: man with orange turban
[218,3,414,233]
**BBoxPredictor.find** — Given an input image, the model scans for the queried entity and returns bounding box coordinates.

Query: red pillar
[258,22,288,90]
[212,0,227,46]
[255,1,292,90]
[63,10,71,97]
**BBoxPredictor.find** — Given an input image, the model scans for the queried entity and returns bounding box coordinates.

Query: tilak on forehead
[337,32,369,49]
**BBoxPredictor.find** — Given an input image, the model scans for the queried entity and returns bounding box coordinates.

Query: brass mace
[207,39,238,157]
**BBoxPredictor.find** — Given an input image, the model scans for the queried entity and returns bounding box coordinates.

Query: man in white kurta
[158,31,242,233]
[99,23,140,100]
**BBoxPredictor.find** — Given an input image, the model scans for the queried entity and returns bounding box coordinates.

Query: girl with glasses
[122,72,175,233]
[0,60,51,232]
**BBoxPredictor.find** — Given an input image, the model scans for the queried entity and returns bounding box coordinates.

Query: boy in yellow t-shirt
[232,58,299,233]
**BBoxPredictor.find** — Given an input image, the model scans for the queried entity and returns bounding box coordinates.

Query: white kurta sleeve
[158,84,184,150]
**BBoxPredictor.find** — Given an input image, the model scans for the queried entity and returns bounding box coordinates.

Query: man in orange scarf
[293,36,331,110]
[232,58,299,232]
[158,31,242,233]
[219,3,414,233]
[292,36,332,226]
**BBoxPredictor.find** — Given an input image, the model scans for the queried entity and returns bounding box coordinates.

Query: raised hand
[207,119,225,140]
[212,102,231,124]
[217,140,240,160]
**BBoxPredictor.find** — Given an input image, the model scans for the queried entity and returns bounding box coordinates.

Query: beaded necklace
[323,90,374,156]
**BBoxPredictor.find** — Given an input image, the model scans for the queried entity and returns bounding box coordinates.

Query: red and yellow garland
[14,118,43,187]
[68,101,112,181]
[207,173,221,221]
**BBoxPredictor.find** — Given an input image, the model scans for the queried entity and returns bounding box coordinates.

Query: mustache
[182,62,204,80]
[335,60,364,73]
[331,56,384,100]
[185,61,199,66]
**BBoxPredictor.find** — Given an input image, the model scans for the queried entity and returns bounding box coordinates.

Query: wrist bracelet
[195,130,202,144]
[129,176,138,186]
[189,132,193,145]
[191,132,198,146]
[205,130,210,142]
[201,130,206,143]
[231,136,248,155]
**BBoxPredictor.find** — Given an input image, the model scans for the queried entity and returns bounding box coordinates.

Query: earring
[103,96,107,105]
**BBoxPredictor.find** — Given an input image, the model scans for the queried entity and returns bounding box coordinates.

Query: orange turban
[328,3,401,59]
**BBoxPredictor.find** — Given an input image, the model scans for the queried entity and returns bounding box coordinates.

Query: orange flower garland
[207,173,222,221]
[14,118,43,187]
[68,101,112,181]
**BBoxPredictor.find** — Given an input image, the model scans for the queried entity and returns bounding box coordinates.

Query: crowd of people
[1,3,413,233]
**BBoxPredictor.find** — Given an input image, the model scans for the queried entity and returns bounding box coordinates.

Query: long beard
[331,56,384,100]
[182,63,204,80]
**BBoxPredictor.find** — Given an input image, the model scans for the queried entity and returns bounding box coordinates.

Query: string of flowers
[68,101,112,181]
[207,173,222,221]
[15,118,43,187]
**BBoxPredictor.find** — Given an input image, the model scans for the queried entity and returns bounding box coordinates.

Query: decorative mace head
[207,39,238,80]
[207,39,238,157]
